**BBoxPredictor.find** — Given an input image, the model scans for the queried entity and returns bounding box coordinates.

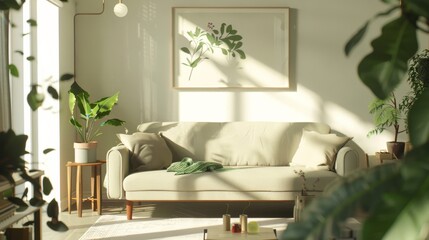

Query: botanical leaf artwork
[180,22,247,80]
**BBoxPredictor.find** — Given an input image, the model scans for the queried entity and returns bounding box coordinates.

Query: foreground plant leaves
[46,199,69,232]
[282,145,429,240]
[42,177,53,195]
[27,85,45,111]
[358,16,418,100]
[7,197,28,212]
[362,146,429,239]
[344,6,398,57]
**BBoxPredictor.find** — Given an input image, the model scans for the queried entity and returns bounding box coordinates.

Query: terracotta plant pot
[386,141,405,159]
[74,141,97,163]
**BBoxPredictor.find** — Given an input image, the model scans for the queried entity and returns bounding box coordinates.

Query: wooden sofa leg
[126,200,133,220]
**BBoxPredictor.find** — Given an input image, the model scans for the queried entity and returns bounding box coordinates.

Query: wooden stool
[66,160,105,217]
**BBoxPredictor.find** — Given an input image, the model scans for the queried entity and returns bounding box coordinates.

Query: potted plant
[368,92,407,159]
[69,81,125,163]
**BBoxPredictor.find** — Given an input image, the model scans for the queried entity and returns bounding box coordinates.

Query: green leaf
[47,86,59,100]
[221,39,234,50]
[195,27,201,36]
[47,221,69,232]
[221,48,228,56]
[235,42,243,50]
[68,92,76,114]
[29,197,45,207]
[220,23,226,35]
[0,0,23,10]
[23,221,34,226]
[100,118,125,127]
[345,22,369,56]
[187,31,194,38]
[27,85,45,111]
[15,50,24,55]
[408,89,429,147]
[226,24,232,33]
[26,56,35,61]
[357,16,418,100]
[93,93,120,119]
[190,58,201,68]
[195,42,203,53]
[76,93,92,118]
[69,118,82,129]
[69,81,89,98]
[405,0,429,19]
[230,30,237,34]
[213,29,219,34]
[43,148,55,154]
[7,197,29,212]
[47,199,59,218]
[21,188,28,199]
[9,64,19,77]
[206,34,215,45]
[236,49,246,59]
[227,35,242,41]
[345,6,399,56]
[43,177,53,195]
[180,47,191,54]
[27,19,37,26]
[60,73,74,81]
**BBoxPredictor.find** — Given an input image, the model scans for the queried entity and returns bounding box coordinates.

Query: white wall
[74,0,427,157]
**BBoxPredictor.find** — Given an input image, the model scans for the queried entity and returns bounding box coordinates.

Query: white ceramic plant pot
[74,141,97,163]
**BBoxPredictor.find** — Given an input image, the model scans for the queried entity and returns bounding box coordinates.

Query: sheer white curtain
[0,11,11,132]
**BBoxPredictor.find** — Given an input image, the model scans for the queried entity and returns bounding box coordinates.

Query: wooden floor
[40,200,293,240]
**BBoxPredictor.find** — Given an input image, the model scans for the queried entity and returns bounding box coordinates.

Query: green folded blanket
[167,157,223,175]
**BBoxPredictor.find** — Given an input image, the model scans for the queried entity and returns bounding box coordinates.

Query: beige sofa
[105,122,365,220]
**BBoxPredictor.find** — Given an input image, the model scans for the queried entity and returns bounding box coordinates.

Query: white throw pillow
[290,130,351,169]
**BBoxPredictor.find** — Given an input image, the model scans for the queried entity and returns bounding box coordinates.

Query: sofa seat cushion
[123,166,338,193]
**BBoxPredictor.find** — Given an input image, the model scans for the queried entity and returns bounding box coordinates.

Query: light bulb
[114,2,128,17]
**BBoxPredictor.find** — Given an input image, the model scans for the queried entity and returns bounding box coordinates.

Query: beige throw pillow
[290,130,351,169]
[117,132,173,173]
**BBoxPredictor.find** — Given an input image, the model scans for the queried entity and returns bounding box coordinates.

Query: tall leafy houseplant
[69,81,125,163]
[283,0,429,240]
[368,92,407,158]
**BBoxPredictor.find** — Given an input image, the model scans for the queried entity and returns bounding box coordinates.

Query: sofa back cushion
[289,130,351,169]
[117,132,173,172]
[137,122,330,166]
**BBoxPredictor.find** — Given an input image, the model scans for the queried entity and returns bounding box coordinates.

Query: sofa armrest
[334,146,360,176]
[105,145,130,199]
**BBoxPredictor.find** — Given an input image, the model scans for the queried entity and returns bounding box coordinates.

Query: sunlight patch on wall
[323,101,393,153]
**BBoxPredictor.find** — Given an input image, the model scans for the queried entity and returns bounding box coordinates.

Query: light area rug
[79,215,291,240]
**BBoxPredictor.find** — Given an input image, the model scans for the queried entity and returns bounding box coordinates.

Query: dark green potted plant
[368,92,406,159]
[68,81,125,163]
[400,49,429,152]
